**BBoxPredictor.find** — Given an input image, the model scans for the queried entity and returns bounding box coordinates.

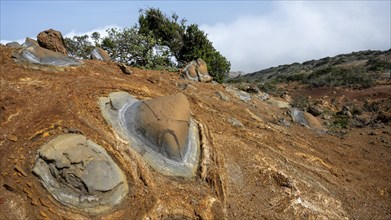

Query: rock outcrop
[291,108,324,131]
[37,29,67,55]
[12,37,81,68]
[99,92,200,177]
[90,47,111,61]
[32,134,128,214]
[5,42,21,48]
[182,58,213,82]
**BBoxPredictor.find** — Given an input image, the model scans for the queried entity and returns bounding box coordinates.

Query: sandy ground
[1,46,390,219]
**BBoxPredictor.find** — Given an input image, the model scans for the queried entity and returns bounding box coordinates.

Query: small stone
[369,131,377,136]
[118,63,132,74]
[7,134,17,142]
[14,164,27,177]
[216,91,230,101]
[228,118,244,128]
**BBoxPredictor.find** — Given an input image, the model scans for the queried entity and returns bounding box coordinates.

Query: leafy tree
[101,27,175,68]
[64,35,94,59]
[139,8,185,59]
[138,8,231,82]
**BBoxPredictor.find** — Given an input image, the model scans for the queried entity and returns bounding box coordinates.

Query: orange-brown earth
[1,45,390,219]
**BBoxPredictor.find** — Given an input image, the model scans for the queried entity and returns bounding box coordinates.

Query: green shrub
[330,115,349,129]
[290,96,310,111]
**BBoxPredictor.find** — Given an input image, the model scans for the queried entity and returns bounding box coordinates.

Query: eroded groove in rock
[32,134,128,214]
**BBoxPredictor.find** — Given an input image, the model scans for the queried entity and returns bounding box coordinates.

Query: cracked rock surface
[32,134,128,214]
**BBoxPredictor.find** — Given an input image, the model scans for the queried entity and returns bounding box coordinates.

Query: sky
[1,1,390,73]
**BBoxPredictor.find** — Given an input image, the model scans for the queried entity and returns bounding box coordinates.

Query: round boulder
[37,29,67,55]
[32,134,128,214]
[134,93,190,161]
[99,92,200,178]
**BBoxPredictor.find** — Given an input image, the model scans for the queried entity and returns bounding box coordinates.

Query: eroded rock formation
[32,134,128,214]
[37,29,67,55]
[182,58,213,82]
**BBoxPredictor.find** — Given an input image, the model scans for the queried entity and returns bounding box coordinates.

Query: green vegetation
[229,49,391,89]
[64,8,231,82]
[290,96,310,111]
[304,67,375,88]
[138,8,230,82]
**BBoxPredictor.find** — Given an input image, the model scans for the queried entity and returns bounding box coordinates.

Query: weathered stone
[90,47,111,61]
[22,37,39,47]
[12,41,81,67]
[308,105,324,117]
[37,29,67,55]
[118,63,132,74]
[266,99,291,109]
[226,87,251,102]
[228,118,244,128]
[6,42,21,48]
[291,108,324,130]
[182,58,213,82]
[32,134,128,214]
[99,92,200,177]
[134,93,190,161]
[216,91,230,101]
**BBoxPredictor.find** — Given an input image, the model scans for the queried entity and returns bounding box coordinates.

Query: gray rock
[291,108,309,127]
[91,47,111,61]
[6,42,21,48]
[32,134,128,214]
[12,42,81,67]
[291,108,325,131]
[228,118,244,128]
[260,93,270,101]
[308,105,323,116]
[278,117,291,127]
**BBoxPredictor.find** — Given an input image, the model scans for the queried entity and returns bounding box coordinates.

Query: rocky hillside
[230,49,391,88]
[1,44,391,220]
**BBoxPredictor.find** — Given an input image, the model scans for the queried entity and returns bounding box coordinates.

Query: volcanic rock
[32,134,128,214]
[37,29,67,55]
[91,47,111,61]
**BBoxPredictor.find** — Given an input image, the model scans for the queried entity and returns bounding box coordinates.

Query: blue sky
[1,1,390,72]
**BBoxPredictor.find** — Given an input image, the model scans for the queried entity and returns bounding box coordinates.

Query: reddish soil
[1,45,390,219]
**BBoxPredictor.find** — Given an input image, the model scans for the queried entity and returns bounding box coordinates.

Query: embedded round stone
[134,93,190,162]
[99,92,200,177]
[32,134,128,214]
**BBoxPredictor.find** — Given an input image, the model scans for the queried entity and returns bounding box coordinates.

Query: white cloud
[1,25,122,45]
[201,1,391,73]
[1,38,25,45]
[64,24,122,40]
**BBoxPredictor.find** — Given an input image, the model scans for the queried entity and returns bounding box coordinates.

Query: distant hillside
[229,49,391,88]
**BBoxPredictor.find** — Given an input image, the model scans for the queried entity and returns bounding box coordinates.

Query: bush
[138,8,230,82]
[64,35,94,59]
[290,96,310,111]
